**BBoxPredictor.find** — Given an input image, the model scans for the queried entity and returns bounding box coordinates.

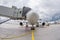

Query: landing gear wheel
[36,25,39,27]
[26,25,28,27]
[31,27,35,30]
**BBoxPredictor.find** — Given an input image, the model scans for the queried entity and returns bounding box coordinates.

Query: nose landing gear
[31,27,35,30]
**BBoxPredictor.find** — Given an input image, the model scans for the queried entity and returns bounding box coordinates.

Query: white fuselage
[26,11,39,25]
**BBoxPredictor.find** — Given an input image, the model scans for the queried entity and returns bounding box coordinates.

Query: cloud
[26,0,60,21]
[0,0,60,21]
[0,0,23,8]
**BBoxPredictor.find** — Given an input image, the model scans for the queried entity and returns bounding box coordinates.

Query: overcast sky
[0,0,60,21]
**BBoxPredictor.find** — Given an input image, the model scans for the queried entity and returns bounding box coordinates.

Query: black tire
[31,27,35,30]
[36,25,39,27]
[26,25,28,27]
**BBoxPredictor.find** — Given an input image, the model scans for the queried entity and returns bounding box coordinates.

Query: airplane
[0,10,50,30]
[0,6,50,30]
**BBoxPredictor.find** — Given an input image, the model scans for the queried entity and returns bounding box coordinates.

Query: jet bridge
[0,6,22,19]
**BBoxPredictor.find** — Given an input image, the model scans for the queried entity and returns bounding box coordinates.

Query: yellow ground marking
[32,30,35,40]
[0,31,31,39]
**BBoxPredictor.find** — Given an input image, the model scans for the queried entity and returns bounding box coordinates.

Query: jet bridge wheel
[31,27,35,30]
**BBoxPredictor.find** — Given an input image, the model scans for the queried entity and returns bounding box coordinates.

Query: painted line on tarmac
[0,31,31,39]
[32,30,35,40]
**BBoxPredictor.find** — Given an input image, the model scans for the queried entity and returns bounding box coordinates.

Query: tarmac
[0,20,60,40]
